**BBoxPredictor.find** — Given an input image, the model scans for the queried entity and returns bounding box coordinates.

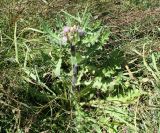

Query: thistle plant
[28,10,111,131]
[42,10,111,98]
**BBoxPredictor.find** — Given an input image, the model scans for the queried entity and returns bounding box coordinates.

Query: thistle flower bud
[61,25,85,44]
[63,26,70,34]
[62,36,68,44]
[70,25,77,33]
[78,28,85,36]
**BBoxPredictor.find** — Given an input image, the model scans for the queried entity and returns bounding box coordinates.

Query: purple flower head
[78,28,85,37]
[63,26,70,34]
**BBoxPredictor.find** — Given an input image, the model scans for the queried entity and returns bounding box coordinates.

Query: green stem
[70,44,78,90]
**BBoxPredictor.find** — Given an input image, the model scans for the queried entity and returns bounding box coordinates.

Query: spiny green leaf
[54,58,62,77]
[71,56,77,65]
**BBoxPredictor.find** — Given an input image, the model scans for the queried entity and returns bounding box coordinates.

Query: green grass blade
[14,22,19,63]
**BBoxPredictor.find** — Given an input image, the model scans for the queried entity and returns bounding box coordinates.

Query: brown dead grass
[104,7,160,26]
[101,7,160,46]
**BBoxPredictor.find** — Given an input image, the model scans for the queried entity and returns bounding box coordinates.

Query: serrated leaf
[22,68,37,81]
[101,30,110,45]
[92,77,102,89]
[76,53,83,63]
[71,56,77,65]
[54,58,62,77]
